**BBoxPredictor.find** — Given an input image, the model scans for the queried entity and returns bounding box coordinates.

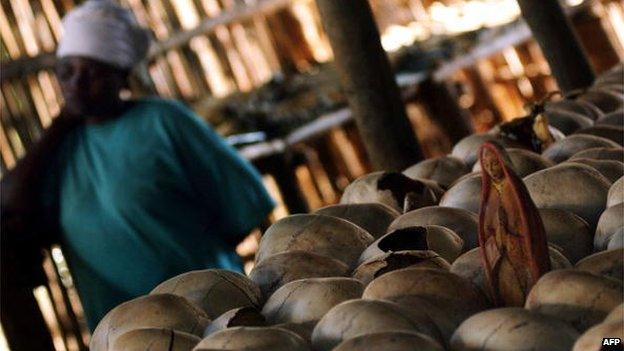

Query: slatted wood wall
[0,0,334,175]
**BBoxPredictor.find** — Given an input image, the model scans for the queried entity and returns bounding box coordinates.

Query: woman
[1,0,274,331]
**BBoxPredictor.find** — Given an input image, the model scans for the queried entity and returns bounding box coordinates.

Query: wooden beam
[0,53,56,83]
[239,107,352,161]
[315,0,422,171]
[285,108,351,145]
[516,0,595,92]
[394,22,534,90]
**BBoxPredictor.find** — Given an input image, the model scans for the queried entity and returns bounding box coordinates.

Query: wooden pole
[315,0,422,171]
[418,78,474,145]
[463,66,504,127]
[260,152,309,214]
[516,0,595,92]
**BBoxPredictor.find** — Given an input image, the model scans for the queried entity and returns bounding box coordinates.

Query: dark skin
[55,56,131,122]
[1,57,131,274]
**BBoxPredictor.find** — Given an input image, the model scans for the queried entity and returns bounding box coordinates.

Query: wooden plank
[433,22,532,82]
[0,3,22,59]
[251,16,282,72]
[15,78,44,137]
[46,250,88,350]
[285,108,351,145]
[0,123,16,169]
[217,0,270,87]
[41,277,71,350]
[148,0,291,57]
[9,0,42,56]
[239,139,286,161]
[0,53,56,83]
[238,107,351,162]
[1,82,35,151]
[40,0,63,42]
[0,91,17,168]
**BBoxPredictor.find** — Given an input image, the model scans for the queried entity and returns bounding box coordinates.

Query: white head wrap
[56,0,151,70]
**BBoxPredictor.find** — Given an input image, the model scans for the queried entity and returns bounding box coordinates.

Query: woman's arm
[161,100,276,248]
[1,111,82,287]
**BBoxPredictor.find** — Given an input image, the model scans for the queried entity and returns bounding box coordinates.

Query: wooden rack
[240,18,539,165]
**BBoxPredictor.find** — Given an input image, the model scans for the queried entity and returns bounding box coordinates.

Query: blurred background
[1,0,623,349]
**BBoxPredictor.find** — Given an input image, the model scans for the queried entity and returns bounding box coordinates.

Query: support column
[315,0,423,171]
[418,78,474,145]
[516,0,595,92]
[266,152,309,214]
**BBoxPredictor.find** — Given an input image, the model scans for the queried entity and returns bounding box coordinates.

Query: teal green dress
[49,97,274,331]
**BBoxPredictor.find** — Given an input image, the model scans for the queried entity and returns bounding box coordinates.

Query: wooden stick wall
[0,0,331,175]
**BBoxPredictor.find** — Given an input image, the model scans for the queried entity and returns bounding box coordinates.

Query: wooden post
[266,8,316,74]
[315,0,423,171]
[257,152,309,215]
[271,152,309,214]
[418,78,474,145]
[462,66,504,128]
[516,0,595,92]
